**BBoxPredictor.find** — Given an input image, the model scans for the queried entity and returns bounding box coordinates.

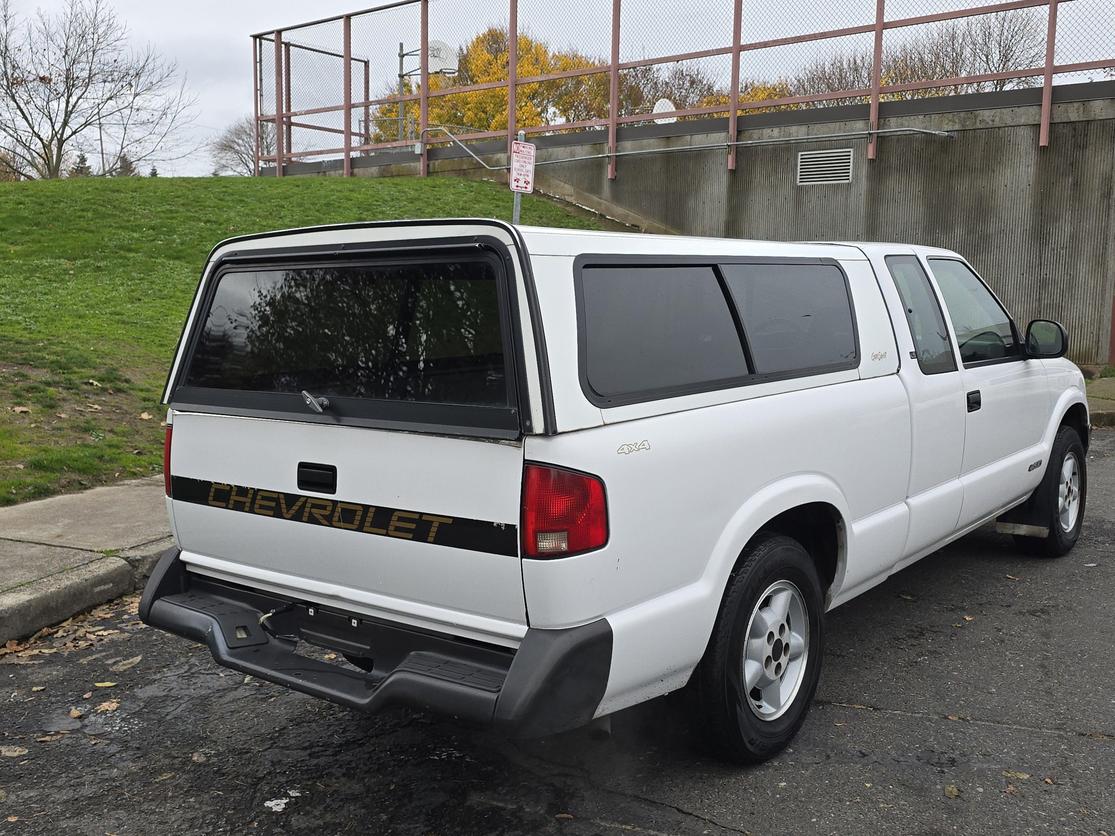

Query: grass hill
[0,176,602,505]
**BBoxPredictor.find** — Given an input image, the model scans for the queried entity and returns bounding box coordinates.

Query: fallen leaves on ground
[1,746,29,758]
[139,411,152,420]
[36,733,66,743]
[944,785,961,799]
[962,615,975,622]
[109,655,142,672]
[30,686,45,692]
[1003,770,1030,780]
[93,681,116,688]
[11,406,30,414]
[95,700,120,713]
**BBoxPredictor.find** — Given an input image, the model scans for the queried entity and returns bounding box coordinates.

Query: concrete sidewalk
[1088,375,1115,426]
[0,477,172,643]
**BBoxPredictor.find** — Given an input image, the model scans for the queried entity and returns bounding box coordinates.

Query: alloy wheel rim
[1058,452,1081,534]
[741,580,809,721]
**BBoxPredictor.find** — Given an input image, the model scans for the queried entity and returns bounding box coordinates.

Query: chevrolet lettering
[142,220,1089,762]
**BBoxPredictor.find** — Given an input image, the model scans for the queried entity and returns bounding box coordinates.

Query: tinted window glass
[580,265,747,400]
[927,259,1019,364]
[184,259,508,406]
[721,263,857,374]
[885,255,957,375]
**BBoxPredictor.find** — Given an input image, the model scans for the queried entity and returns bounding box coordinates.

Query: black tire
[1013,425,1086,558]
[693,533,824,764]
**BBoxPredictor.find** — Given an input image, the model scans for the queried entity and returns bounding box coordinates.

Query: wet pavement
[2,432,1113,835]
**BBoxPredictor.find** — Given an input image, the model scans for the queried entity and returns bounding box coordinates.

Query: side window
[579,265,748,401]
[720,262,857,375]
[885,255,957,375]
[927,259,1020,365]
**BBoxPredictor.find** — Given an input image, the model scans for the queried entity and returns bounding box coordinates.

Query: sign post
[510,130,534,225]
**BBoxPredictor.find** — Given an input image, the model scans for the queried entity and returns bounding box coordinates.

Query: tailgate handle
[298,462,337,495]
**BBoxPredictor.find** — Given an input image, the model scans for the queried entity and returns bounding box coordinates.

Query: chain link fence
[252,0,1115,173]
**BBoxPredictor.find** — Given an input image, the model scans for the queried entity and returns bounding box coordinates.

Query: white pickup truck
[141,220,1089,763]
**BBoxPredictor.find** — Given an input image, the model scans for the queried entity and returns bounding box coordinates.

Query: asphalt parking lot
[2,431,1112,836]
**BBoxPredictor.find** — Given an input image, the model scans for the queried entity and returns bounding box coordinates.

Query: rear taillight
[521,464,608,558]
[163,425,172,496]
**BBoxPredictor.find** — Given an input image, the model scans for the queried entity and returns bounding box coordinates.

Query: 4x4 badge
[617,440,651,455]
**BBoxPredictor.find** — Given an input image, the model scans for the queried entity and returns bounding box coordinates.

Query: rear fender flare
[694,474,851,652]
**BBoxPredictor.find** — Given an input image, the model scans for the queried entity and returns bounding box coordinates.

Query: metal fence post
[274,31,284,177]
[343,15,353,176]
[727,0,743,172]
[420,0,429,176]
[283,42,293,158]
[508,0,518,155]
[867,0,885,161]
[252,36,260,176]
[363,61,371,147]
[608,0,620,180]
[1040,0,1059,147]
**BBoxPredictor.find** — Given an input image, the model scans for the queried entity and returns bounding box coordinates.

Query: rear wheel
[1013,425,1086,558]
[694,533,824,764]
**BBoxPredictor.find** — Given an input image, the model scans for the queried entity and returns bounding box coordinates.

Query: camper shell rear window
[169,246,524,437]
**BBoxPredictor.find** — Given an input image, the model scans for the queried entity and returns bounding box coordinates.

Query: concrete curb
[1092,412,1115,429]
[0,537,175,644]
[0,556,134,643]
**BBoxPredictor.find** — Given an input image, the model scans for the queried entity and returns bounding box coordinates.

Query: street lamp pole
[398,42,456,143]
[398,42,406,142]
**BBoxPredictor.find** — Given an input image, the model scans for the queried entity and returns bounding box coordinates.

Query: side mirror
[1025,319,1068,359]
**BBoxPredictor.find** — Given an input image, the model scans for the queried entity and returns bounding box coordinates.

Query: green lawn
[0,176,602,505]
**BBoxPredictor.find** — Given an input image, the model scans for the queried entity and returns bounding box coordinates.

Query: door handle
[966,390,982,413]
[298,462,337,494]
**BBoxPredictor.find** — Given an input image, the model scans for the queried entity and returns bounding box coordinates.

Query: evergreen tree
[69,153,92,177]
[114,154,137,176]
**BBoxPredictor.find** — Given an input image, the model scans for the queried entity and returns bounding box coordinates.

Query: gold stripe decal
[170,476,517,557]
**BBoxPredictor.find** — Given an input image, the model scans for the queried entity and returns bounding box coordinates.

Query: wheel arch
[1059,400,1090,453]
[706,475,851,620]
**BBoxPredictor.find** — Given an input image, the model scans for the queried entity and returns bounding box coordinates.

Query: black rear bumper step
[140,548,612,738]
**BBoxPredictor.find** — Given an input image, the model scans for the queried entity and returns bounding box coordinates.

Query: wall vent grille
[797,148,854,185]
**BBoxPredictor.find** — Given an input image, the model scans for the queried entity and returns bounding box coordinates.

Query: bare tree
[209,116,274,176]
[790,10,1045,102]
[0,0,196,179]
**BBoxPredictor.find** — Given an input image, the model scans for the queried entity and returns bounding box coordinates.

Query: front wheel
[693,533,824,764]
[1014,425,1087,558]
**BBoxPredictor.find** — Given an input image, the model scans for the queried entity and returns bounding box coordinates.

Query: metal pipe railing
[257,0,1112,177]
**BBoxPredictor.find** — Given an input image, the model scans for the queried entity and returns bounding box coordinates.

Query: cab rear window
[172,252,521,435]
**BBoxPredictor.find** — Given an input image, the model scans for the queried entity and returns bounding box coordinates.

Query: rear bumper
[139,549,611,738]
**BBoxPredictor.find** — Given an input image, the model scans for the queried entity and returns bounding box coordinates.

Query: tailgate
[169,412,526,631]
[162,222,541,644]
